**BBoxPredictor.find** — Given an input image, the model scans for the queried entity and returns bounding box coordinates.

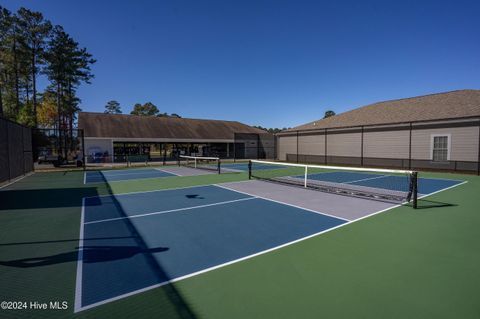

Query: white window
[431,135,450,162]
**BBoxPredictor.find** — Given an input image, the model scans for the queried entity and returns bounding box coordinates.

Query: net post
[217,159,221,174]
[304,165,308,188]
[177,156,180,167]
[412,171,418,209]
[248,160,252,179]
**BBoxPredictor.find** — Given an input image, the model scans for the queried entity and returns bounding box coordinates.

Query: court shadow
[91,181,198,318]
[0,187,100,210]
[1,170,198,317]
[0,246,169,268]
[0,236,135,247]
[185,194,205,199]
[416,199,457,209]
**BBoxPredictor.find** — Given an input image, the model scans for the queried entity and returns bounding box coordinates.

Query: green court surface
[0,168,479,319]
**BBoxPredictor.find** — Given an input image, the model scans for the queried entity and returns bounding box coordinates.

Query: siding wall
[278,121,480,164]
[326,132,362,157]
[411,126,479,161]
[298,134,325,156]
[363,130,410,159]
[278,135,297,160]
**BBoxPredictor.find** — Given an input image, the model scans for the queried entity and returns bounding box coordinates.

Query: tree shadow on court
[88,180,199,318]
[0,246,169,268]
[416,199,458,209]
[1,170,198,318]
[0,187,101,210]
[0,236,135,247]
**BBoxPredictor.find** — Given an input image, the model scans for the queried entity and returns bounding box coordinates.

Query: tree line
[254,110,336,133]
[0,6,95,130]
[104,100,181,118]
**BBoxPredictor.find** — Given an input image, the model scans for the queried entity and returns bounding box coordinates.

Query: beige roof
[78,112,265,139]
[287,90,480,132]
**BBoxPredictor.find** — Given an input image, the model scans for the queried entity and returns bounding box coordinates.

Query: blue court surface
[76,185,347,311]
[221,162,286,172]
[76,174,464,312]
[304,171,463,195]
[84,168,177,184]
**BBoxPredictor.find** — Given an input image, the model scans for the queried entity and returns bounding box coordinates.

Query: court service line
[75,178,468,313]
[84,196,257,225]
[214,184,349,222]
[417,180,468,200]
[100,169,164,176]
[85,173,177,185]
[344,175,388,184]
[154,168,182,176]
[74,198,86,313]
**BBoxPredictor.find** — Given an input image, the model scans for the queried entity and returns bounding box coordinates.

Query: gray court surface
[159,166,217,176]
[219,180,397,221]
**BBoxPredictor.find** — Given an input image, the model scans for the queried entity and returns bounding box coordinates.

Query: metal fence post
[324,128,328,165]
[81,129,86,170]
[361,126,364,167]
[477,119,480,175]
[6,121,11,182]
[21,126,25,175]
[296,131,299,163]
[409,122,413,170]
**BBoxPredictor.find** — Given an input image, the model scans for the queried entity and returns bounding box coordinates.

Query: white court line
[417,176,466,183]
[155,168,182,176]
[86,173,177,185]
[214,184,349,222]
[344,175,388,184]
[75,178,469,312]
[100,169,162,176]
[84,196,256,225]
[74,198,86,313]
[417,180,468,200]
[74,191,386,313]
[0,172,34,190]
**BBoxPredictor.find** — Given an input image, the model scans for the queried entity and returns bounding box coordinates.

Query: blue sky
[3,0,480,128]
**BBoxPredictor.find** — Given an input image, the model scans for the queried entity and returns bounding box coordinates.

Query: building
[277,90,480,173]
[78,112,273,163]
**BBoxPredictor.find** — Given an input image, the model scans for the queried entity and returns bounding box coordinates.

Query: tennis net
[178,155,221,174]
[248,160,418,207]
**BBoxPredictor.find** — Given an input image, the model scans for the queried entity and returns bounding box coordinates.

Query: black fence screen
[0,117,34,185]
[234,133,276,160]
[32,128,85,168]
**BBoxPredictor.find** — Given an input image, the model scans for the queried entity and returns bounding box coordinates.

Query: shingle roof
[78,112,266,139]
[287,90,480,132]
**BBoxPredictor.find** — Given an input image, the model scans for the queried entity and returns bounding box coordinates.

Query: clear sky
[3,0,480,128]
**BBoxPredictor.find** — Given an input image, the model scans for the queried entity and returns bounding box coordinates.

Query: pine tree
[104,100,121,114]
[17,7,52,127]
[43,25,95,131]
